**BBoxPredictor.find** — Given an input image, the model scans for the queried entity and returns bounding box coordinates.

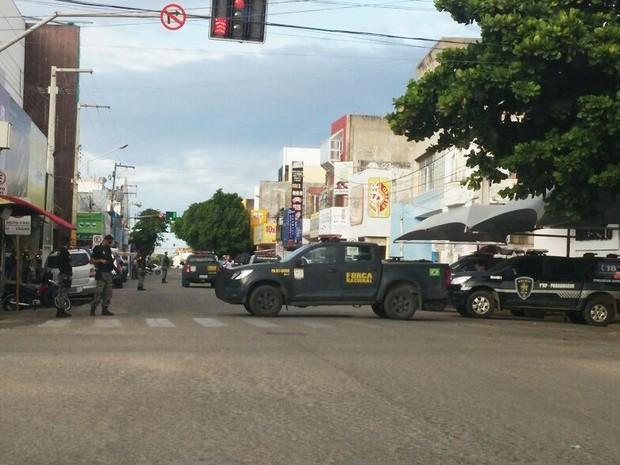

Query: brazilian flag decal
[429,268,440,277]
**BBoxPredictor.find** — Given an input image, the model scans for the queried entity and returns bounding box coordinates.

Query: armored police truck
[215,240,450,319]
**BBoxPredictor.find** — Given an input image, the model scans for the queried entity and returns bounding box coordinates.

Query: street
[0,269,618,465]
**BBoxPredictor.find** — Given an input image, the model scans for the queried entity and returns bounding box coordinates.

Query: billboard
[368,177,391,218]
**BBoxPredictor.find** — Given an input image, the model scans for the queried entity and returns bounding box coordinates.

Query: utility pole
[44,66,92,258]
[111,163,135,249]
[72,103,110,247]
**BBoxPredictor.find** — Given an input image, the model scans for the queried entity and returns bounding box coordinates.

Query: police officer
[89,235,116,316]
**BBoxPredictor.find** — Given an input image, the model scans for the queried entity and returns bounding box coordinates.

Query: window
[345,245,373,262]
[302,246,336,265]
[420,154,436,193]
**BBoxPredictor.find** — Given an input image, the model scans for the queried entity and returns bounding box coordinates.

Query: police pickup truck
[215,240,450,319]
[449,252,619,327]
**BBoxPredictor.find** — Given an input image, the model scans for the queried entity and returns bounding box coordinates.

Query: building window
[420,154,436,193]
[330,134,343,162]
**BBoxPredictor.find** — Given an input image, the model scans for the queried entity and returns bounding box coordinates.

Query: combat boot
[56,310,71,318]
[101,307,114,316]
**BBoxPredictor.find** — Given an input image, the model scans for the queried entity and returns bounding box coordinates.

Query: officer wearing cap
[89,234,116,316]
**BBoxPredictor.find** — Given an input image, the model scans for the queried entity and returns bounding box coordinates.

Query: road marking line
[297,321,333,329]
[241,319,280,328]
[146,318,175,327]
[94,319,121,328]
[38,319,72,327]
[193,318,227,327]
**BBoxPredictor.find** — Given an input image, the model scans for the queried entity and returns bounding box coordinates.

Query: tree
[129,208,168,255]
[171,189,251,257]
[387,0,620,220]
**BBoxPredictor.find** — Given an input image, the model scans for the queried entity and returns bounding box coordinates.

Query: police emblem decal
[516,277,534,300]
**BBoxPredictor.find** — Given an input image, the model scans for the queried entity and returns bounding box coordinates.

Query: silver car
[45,248,97,297]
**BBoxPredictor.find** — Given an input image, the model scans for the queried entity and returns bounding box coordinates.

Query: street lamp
[44,65,92,257]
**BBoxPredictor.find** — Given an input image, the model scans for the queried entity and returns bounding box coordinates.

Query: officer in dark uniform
[89,235,116,316]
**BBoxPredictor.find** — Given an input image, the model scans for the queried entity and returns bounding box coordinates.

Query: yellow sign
[368,177,391,218]
[346,272,374,284]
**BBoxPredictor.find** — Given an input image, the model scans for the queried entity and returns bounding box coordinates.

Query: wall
[23,23,80,225]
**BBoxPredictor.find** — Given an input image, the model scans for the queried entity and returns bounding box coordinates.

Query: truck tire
[383,285,418,320]
[371,304,388,318]
[249,285,283,317]
[466,290,496,318]
[582,296,615,327]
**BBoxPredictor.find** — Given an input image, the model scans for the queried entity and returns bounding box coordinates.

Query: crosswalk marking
[94,318,121,328]
[38,319,72,328]
[146,318,175,327]
[193,317,227,327]
[297,321,333,329]
[241,318,280,328]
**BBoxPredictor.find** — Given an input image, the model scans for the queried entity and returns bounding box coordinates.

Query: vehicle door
[536,257,583,309]
[497,255,548,310]
[339,244,381,301]
[291,243,341,301]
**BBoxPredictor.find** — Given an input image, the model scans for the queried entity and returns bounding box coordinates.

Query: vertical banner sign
[368,177,391,218]
[291,161,304,244]
[281,209,297,246]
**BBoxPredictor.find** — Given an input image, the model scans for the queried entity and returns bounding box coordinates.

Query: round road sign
[160,3,187,30]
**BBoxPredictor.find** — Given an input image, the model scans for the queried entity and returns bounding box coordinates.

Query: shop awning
[0,194,76,230]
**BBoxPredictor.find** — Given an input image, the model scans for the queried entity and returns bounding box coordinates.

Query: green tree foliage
[171,189,251,257]
[129,208,167,255]
[388,0,620,220]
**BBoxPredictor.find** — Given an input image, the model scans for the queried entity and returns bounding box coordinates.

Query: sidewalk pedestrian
[89,235,116,316]
[161,251,170,283]
[136,250,146,291]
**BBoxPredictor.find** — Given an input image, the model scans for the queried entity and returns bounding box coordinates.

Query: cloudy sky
[16,0,478,222]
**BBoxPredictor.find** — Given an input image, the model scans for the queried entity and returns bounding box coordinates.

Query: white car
[45,248,97,297]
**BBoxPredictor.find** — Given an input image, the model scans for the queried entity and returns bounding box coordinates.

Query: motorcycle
[2,274,72,312]
[145,264,161,275]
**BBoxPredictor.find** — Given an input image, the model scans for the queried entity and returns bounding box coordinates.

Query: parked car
[45,248,96,297]
[182,252,220,287]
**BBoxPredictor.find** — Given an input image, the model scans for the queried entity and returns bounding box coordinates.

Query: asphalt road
[0,268,618,465]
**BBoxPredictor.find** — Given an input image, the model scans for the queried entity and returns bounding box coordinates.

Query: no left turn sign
[160,3,186,30]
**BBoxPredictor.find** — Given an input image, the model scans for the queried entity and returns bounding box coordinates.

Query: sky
[14,0,478,249]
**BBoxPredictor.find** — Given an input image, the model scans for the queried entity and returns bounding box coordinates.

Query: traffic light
[165,211,177,221]
[210,0,267,43]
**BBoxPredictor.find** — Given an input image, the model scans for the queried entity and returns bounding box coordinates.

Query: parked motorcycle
[2,274,71,312]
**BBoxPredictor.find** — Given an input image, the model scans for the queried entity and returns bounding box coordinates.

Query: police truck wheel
[371,304,388,318]
[466,291,496,318]
[249,285,283,317]
[243,303,255,315]
[383,285,418,320]
[582,297,615,327]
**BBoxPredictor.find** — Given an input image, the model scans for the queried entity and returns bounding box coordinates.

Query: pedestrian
[161,251,170,283]
[56,237,72,318]
[136,249,146,291]
[89,234,116,316]
[35,249,43,283]
[21,251,30,283]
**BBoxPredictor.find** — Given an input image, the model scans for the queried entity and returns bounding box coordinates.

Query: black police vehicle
[449,252,619,326]
[215,240,451,320]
